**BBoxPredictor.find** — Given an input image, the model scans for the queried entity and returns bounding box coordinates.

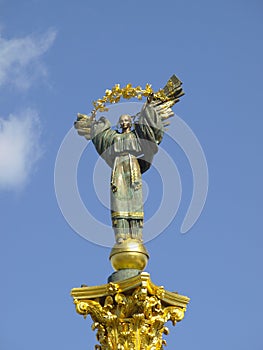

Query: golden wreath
[92,83,170,114]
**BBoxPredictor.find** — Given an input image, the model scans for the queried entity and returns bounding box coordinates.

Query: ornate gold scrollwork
[72,273,189,350]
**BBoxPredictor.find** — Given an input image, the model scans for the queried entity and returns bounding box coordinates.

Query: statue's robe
[91,103,164,241]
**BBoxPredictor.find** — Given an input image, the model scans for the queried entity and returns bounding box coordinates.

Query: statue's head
[118,114,132,132]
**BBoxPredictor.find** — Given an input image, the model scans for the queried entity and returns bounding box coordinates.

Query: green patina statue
[91,102,164,243]
[74,75,184,244]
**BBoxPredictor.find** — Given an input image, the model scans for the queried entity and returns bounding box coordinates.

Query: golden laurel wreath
[92,83,171,114]
[75,75,184,138]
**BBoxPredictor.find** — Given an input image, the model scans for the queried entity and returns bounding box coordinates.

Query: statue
[74,75,184,245]
[71,75,190,350]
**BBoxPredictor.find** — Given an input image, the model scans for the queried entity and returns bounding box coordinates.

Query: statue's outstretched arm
[141,74,185,133]
[74,113,95,140]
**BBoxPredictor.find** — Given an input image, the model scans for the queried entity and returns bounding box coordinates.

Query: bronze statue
[74,75,184,245]
[71,76,190,349]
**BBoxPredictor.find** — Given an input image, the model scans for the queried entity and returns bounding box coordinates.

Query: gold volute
[71,272,190,350]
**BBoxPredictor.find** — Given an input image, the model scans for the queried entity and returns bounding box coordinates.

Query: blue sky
[0,0,263,349]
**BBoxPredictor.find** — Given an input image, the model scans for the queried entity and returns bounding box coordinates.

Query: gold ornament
[92,83,169,114]
[71,272,189,350]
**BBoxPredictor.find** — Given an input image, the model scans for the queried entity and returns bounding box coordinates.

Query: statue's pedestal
[71,272,189,350]
[108,239,149,282]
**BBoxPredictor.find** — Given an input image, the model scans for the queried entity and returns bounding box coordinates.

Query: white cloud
[0,29,56,89]
[0,110,42,190]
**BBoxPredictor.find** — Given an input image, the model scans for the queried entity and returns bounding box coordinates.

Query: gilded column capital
[71,272,189,350]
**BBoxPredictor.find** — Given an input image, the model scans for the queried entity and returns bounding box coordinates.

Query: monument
[71,75,190,349]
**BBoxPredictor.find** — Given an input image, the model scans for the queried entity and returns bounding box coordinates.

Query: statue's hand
[74,113,95,140]
[147,93,154,104]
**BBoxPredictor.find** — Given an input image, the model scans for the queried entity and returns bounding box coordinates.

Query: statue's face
[119,115,131,131]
